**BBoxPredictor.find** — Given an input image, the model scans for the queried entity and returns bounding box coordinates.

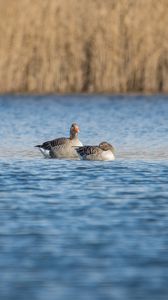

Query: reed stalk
[0,0,168,93]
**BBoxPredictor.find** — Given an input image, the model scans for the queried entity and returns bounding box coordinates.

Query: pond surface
[0,95,168,300]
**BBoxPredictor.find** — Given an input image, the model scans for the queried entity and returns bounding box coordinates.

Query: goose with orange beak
[35,123,83,158]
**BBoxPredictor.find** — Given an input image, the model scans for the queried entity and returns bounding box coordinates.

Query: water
[0,95,168,300]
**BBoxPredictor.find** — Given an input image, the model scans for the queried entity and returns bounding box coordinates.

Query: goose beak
[74,126,80,133]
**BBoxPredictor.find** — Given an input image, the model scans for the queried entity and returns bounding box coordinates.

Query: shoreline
[0,92,168,97]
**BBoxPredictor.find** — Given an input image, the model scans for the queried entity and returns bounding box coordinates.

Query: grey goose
[35,123,83,158]
[75,142,115,161]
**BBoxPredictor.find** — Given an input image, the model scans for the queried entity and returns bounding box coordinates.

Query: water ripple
[0,96,168,300]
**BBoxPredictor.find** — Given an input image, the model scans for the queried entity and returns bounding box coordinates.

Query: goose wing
[36,137,68,150]
[76,146,99,158]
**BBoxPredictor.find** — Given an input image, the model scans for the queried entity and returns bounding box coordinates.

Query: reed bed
[0,0,168,93]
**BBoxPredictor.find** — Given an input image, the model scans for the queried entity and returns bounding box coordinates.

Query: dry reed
[0,0,168,93]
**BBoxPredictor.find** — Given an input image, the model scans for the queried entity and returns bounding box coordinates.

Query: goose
[35,123,83,158]
[75,142,115,161]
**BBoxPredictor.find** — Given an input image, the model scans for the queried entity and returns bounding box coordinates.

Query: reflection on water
[0,95,168,300]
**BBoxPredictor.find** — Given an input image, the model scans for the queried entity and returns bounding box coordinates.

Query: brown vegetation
[0,0,168,93]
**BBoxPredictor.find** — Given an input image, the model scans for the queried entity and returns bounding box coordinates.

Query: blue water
[0,95,168,300]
